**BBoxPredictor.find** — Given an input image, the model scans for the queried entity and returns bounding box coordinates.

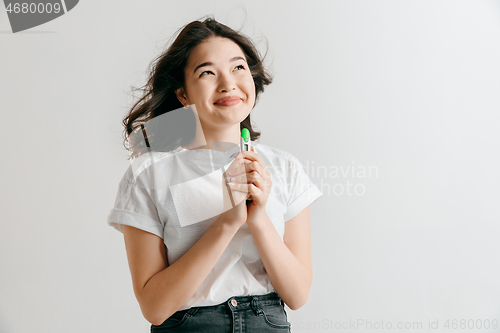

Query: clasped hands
[223,149,272,219]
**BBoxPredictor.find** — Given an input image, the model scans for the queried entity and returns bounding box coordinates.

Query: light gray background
[1,1,499,332]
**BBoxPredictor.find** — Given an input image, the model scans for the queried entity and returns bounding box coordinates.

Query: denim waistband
[183,292,283,316]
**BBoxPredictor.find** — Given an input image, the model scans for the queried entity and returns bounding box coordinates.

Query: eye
[234,65,245,71]
[199,70,214,77]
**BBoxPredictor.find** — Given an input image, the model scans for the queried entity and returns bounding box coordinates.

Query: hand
[219,153,251,229]
[225,149,272,219]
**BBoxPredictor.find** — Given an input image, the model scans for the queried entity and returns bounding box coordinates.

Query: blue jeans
[150,292,292,332]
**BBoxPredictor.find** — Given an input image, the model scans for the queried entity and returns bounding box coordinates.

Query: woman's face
[176,37,256,129]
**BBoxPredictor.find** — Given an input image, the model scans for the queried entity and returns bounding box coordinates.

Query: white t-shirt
[107,141,323,310]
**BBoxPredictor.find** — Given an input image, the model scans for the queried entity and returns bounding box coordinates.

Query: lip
[214,96,242,106]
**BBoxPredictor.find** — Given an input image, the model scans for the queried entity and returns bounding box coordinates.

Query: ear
[175,87,188,106]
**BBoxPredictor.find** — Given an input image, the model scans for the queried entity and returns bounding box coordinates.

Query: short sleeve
[107,181,164,239]
[284,156,323,222]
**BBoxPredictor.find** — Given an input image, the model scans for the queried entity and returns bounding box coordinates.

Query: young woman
[107,17,322,332]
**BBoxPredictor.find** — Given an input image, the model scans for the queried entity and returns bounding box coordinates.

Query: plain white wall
[1,1,499,332]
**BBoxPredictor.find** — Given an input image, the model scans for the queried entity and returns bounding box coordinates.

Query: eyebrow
[193,56,246,74]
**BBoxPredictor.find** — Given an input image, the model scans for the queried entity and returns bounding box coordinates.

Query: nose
[217,73,236,93]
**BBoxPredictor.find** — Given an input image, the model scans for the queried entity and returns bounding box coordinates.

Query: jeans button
[231,299,238,307]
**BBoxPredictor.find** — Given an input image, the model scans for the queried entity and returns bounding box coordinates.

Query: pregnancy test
[240,128,251,151]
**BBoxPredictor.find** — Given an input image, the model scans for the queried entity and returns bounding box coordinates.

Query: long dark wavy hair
[122,16,273,159]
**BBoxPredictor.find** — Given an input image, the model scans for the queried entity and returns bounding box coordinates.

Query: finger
[224,156,251,178]
[230,161,268,186]
[250,175,272,195]
[238,150,263,164]
[228,182,261,198]
[235,171,263,187]
[238,151,271,178]
[247,183,262,198]
[243,161,265,180]
[227,182,249,194]
[226,164,255,178]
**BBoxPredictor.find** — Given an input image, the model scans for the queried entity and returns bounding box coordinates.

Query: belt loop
[187,307,199,317]
[251,297,263,316]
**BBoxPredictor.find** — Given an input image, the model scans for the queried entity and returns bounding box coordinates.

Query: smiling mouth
[214,99,241,107]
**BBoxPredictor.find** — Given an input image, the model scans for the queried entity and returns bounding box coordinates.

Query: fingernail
[227,182,234,186]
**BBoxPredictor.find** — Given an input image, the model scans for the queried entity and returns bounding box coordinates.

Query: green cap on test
[241,128,250,143]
